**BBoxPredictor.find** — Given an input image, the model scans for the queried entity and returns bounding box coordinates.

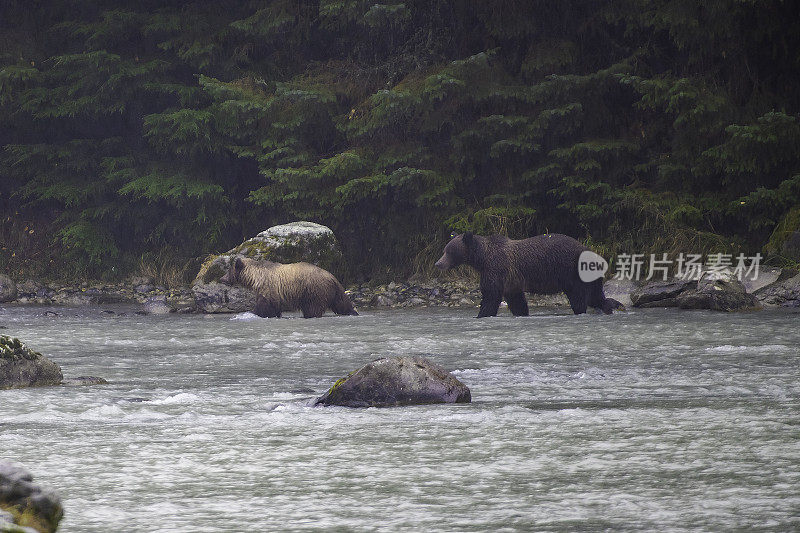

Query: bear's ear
[463,232,474,248]
[233,257,245,272]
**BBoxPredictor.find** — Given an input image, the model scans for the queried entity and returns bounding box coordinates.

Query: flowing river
[1,305,799,532]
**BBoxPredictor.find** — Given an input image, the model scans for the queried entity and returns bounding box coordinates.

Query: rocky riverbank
[0,272,798,313]
[0,276,575,313]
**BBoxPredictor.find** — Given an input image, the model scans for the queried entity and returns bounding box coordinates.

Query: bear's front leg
[477,276,503,317]
[254,295,282,318]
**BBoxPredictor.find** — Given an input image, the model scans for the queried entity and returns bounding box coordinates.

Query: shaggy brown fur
[220,257,358,318]
[435,233,619,317]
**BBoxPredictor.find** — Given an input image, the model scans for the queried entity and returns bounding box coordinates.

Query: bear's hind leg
[566,289,588,315]
[301,301,326,319]
[505,292,529,316]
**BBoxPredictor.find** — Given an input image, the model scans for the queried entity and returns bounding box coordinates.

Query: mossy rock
[765,207,800,262]
[315,356,471,408]
[0,462,63,533]
[0,335,63,389]
[193,221,344,285]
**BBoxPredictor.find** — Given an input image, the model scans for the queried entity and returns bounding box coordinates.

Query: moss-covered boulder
[0,462,63,533]
[0,336,62,390]
[315,356,471,408]
[191,221,345,313]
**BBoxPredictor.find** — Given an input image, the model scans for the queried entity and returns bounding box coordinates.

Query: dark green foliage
[1,0,798,281]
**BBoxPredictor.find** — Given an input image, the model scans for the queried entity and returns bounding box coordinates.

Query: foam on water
[1,305,799,532]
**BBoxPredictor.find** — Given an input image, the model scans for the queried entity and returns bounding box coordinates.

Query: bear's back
[510,234,587,293]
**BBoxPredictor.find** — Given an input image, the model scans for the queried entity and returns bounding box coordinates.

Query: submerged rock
[0,335,62,390]
[315,356,471,408]
[60,376,108,387]
[0,461,63,533]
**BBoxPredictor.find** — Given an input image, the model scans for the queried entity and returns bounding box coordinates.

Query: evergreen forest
[1,0,799,283]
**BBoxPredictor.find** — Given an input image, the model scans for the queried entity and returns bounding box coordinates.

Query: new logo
[578,250,608,282]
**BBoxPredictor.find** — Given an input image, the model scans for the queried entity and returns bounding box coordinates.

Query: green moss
[1,502,52,533]
[325,371,356,397]
[765,207,800,261]
[0,335,44,361]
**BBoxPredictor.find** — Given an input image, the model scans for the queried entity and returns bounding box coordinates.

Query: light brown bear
[219,257,358,318]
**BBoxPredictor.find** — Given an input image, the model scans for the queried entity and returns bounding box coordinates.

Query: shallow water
[1,305,799,532]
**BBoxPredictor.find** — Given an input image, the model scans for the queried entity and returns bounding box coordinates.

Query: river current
[1,305,798,532]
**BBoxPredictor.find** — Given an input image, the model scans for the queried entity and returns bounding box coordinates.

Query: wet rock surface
[315,356,471,408]
[191,282,257,314]
[631,272,760,311]
[755,272,800,307]
[60,376,108,387]
[0,462,63,533]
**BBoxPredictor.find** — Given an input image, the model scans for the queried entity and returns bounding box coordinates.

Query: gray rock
[741,266,783,293]
[0,275,17,303]
[0,461,63,533]
[0,335,63,390]
[755,273,800,307]
[631,278,696,307]
[315,356,471,408]
[142,296,171,315]
[602,278,640,307]
[191,282,257,314]
[677,273,759,311]
[370,294,395,307]
[165,290,197,313]
[632,271,758,312]
[134,284,154,294]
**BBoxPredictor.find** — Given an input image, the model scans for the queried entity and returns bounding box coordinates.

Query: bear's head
[219,256,246,285]
[435,232,475,270]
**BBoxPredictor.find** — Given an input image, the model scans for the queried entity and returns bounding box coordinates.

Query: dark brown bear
[219,257,358,318]
[435,233,619,317]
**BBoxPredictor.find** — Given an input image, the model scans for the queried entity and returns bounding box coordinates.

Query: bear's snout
[435,255,449,270]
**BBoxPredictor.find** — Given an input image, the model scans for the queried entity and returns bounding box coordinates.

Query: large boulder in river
[631,271,758,311]
[0,274,17,303]
[191,221,344,313]
[315,356,471,408]
[0,335,62,389]
[0,461,63,533]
